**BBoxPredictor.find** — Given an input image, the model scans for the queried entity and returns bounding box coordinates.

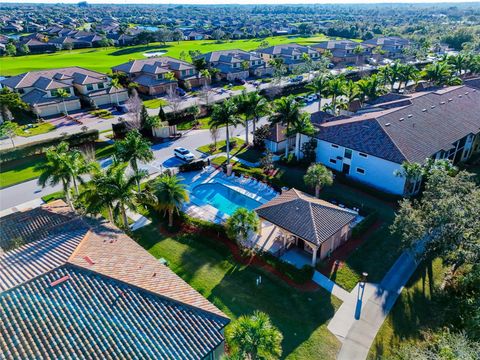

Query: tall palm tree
[422,61,454,86]
[115,129,154,191]
[307,74,330,111]
[246,91,270,138]
[199,69,211,86]
[398,64,419,91]
[344,80,359,107]
[304,163,334,198]
[56,88,70,116]
[209,98,243,164]
[110,78,123,105]
[150,174,189,227]
[356,74,384,105]
[326,76,346,115]
[37,142,75,208]
[225,311,283,360]
[269,95,301,157]
[67,147,92,196]
[291,112,315,159]
[448,53,468,77]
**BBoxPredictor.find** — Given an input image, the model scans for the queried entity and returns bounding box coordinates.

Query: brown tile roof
[255,189,356,247]
[315,85,480,163]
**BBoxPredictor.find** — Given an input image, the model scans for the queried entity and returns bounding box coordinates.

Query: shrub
[179,159,205,172]
[279,153,298,166]
[0,129,99,163]
[351,210,379,238]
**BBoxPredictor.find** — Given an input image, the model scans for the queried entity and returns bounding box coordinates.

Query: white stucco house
[298,83,480,195]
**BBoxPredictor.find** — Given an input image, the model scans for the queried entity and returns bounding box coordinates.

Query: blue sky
[2,0,479,4]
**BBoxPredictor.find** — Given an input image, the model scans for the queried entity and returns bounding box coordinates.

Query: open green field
[0,34,331,76]
[133,222,342,359]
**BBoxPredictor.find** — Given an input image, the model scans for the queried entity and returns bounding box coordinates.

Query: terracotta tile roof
[255,189,356,246]
[0,265,228,359]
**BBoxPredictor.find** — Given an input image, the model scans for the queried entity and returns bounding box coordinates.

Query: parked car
[235,78,246,85]
[174,147,196,161]
[176,88,186,96]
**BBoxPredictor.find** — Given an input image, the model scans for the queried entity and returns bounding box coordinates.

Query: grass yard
[368,259,447,359]
[177,116,211,130]
[89,109,114,119]
[0,155,45,189]
[224,84,246,91]
[0,34,331,76]
[133,223,342,359]
[142,98,169,109]
[15,122,56,137]
[235,147,264,164]
[197,137,245,155]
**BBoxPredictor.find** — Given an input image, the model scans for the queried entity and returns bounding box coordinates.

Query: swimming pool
[191,183,261,216]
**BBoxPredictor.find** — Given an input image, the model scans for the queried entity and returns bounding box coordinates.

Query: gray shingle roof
[315,85,480,164]
[255,189,356,246]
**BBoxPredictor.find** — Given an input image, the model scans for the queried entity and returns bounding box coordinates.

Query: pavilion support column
[311,247,318,267]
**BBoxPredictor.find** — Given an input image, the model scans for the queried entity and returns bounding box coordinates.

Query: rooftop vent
[440,101,446,105]
[465,92,469,95]
[408,114,413,118]
[422,108,427,112]
[83,256,95,265]
[431,105,435,109]
[448,98,453,102]
[385,123,391,126]
[399,117,404,121]
[459,95,462,98]
[50,275,70,287]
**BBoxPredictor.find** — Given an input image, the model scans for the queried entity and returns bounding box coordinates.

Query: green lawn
[235,147,264,163]
[1,34,331,76]
[224,84,246,91]
[133,223,342,359]
[197,137,245,155]
[143,98,169,109]
[177,116,211,130]
[368,259,447,359]
[0,140,115,188]
[15,122,56,137]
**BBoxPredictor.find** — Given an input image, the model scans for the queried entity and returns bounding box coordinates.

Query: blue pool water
[192,183,261,216]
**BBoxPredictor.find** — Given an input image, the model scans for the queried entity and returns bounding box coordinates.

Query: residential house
[2,22,23,32]
[264,123,293,154]
[254,189,357,266]
[198,49,272,80]
[18,33,56,53]
[183,30,206,40]
[299,83,480,195]
[112,57,207,95]
[0,67,128,117]
[256,44,322,72]
[312,40,370,65]
[362,36,410,59]
[0,200,229,359]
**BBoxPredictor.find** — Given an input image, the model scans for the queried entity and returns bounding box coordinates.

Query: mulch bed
[175,221,320,292]
[317,220,384,278]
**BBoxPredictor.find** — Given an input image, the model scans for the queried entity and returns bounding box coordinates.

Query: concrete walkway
[323,248,420,360]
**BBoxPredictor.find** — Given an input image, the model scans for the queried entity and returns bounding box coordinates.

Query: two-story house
[0,67,128,117]
[112,57,206,95]
[312,40,370,65]
[297,83,480,195]
[362,36,410,60]
[198,49,272,80]
[256,44,322,72]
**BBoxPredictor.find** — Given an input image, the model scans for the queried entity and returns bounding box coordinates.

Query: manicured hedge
[0,129,99,163]
[179,159,205,172]
[351,210,379,238]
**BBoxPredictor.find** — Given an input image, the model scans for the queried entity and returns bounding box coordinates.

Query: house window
[359,152,368,158]
[331,144,339,149]
[157,74,163,80]
[329,158,337,164]
[356,167,365,174]
[86,84,94,91]
[344,149,352,159]
[98,82,105,89]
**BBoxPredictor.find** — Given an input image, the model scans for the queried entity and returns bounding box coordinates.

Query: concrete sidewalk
[313,271,351,302]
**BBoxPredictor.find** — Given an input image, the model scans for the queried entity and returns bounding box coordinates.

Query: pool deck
[180,168,277,223]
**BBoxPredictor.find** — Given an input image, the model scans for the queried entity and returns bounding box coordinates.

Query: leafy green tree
[5,43,16,56]
[149,174,189,227]
[422,62,459,86]
[307,74,330,111]
[115,129,154,191]
[209,98,243,163]
[356,74,385,104]
[226,208,260,248]
[0,87,27,121]
[398,63,419,91]
[110,78,123,105]
[269,95,301,157]
[353,45,364,65]
[0,121,19,147]
[225,311,283,360]
[19,44,30,55]
[304,163,333,198]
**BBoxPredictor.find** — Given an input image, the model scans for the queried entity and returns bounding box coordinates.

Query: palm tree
[307,74,330,111]
[304,163,333,198]
[246,91,270,139]
[269,95,302,157]
[448,53,468,77]
[422,61,455,86]
[67,147,92,196]
[37,142,75,208]
[398,64,419,91]
[326,76,346,115]
[209,98,243,164]
[356,74,384,105]
[291,112,315,159]
[225,208,260,248]
[199,69,211,86]
[115,129,154,191]
[353,45,364,66]
[56,88,70,116]
[110,78,122,105]
[225,311,283,360]
[344,80,359,107]
[150,174,189,227]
